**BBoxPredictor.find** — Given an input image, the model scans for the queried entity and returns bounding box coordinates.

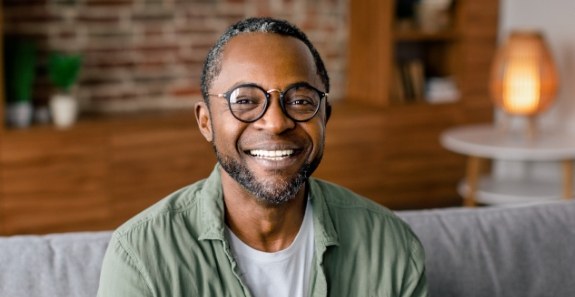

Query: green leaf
[47,53,82,92]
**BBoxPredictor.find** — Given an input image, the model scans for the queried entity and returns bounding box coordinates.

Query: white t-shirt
[226,200,315,297]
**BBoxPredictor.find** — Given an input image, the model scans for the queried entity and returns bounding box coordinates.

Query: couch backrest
[0,231,111,297]
[397,201,575,297]
[2,201,574,297]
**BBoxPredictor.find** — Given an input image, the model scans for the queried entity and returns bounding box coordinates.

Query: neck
[221,168,307,252]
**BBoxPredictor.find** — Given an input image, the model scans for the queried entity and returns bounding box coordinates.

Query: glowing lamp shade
[490,31,559,116]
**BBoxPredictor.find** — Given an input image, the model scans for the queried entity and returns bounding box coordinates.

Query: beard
[214,145,323,206]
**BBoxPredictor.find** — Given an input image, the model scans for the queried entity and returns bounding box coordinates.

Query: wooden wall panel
[109,116,215,227]
[0,101,486,234]
[346,0,393,106]
[0,113,218,234]
[315,103,387,196]
[315,102,469,209]
[0,127,110,234]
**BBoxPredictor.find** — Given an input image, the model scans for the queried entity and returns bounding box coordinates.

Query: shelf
[0,109,196,136]
[390,98,460,107]
[394,29,460,42]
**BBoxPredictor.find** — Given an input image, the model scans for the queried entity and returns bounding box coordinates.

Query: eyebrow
[223,81,320,93]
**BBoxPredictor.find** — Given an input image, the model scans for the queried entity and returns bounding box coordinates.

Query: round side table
[440,124,575,206]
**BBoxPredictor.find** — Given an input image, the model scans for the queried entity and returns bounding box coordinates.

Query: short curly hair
[200,17,330,103]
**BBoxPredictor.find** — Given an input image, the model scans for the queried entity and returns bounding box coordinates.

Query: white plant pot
[50,93,78,129]
[6,101,33,128]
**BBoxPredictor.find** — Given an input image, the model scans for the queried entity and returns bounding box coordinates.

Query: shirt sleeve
[401,237,429,297]
[97,235,153,297]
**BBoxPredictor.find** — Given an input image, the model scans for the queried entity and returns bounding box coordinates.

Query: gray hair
[200,17,330,103]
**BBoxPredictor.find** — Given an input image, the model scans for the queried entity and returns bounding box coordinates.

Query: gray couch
[1,201,574,297]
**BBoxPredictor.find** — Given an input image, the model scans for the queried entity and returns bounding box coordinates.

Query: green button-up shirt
[97,166,428,297]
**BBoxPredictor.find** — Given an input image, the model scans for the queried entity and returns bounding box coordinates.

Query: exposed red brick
[177,54,206,65]
[133,45,180,56]
[76,13,122,24]
[141,26,165,37]
[2,0,348,111]
[83,60,135,69]
[85,0,133,7]
[56,29,78,39]
[89,92,138,102]
[131,11,174,22]
[81,77,126,86]
[4,8,62,24]
[83,46,133,54]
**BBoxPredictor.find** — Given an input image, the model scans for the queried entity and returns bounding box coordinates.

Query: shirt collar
[197,164,340,248]
[308,178,340,248]
[197,164,227,241]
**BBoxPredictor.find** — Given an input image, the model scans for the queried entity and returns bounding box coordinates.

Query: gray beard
[215,148,321,206]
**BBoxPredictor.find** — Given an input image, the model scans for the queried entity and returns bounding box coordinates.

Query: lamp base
[527,115,538,141]
[498,113,539,142]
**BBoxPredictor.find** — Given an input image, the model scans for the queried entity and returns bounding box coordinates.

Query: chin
[217,152,321,206]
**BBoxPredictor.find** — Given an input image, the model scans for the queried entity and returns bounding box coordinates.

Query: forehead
[212,33,320,90]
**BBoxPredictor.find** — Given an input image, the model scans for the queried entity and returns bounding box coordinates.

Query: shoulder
[102,178,212,284]
[309,178,426,274]
[100,179,212,296]
[310,177,397,219]
[310,177,419,246]
[113,178,208,238]
[309,179,428,296]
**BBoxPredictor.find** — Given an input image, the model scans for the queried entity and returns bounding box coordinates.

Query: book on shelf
[391,64,406,104]
[391,59,426,104]
[407,60,425,101]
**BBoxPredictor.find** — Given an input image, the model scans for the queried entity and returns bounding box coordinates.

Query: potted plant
[5,38,37,128]
[47,52,82,128]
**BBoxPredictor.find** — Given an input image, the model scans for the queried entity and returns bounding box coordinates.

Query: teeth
[250,149,294,159]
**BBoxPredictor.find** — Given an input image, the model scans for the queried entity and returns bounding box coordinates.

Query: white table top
[440,124,575,160]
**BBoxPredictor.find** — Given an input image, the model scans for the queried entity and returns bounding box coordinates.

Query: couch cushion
[397,201,575,297]
[0,231,111,297]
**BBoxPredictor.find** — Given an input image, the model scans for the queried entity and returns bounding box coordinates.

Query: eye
[228,87,264,107]
[287,98,315,106]
[231,96,258,105]
[284,85,321,108]
[285,90,319,108]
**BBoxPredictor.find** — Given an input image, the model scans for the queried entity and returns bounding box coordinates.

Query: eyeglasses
[208,82,328,123]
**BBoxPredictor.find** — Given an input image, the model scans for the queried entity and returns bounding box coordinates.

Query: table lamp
[489,30,559,139]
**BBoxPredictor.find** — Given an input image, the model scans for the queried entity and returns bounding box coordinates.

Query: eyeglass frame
[208,82,329,123]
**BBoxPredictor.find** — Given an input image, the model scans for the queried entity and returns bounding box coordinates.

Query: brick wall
[3,0,348,113]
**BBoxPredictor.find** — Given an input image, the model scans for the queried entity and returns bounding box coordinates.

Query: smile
[248,149,295,160]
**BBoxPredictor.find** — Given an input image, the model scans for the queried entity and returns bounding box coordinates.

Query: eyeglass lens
[228,85,322,122]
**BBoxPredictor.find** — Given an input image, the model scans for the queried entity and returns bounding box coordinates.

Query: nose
[252,93,295,133]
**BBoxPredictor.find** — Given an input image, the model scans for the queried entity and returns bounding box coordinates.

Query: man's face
[196,33,328,205]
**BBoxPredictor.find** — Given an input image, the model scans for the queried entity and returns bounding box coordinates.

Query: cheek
[212,116,246,152]
[304,121,326,151]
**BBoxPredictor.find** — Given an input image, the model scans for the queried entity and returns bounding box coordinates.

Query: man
[97,17,428,297]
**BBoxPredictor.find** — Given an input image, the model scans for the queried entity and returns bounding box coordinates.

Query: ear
[195,101,213,142]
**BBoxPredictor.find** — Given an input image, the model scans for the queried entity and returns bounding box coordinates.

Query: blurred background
[0,0,573,235]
